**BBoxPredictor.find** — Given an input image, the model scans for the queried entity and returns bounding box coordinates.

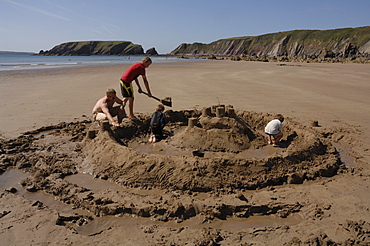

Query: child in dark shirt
[149,104,167,143]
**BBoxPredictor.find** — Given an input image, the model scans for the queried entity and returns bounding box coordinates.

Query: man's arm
[134,79,143,93]
[142,75,152,97]
[114,97,126,109]
[114,97,123,105]
[101,103,119,126]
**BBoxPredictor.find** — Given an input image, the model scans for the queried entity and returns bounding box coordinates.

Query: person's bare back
[92,96,115,114]
[92,89,125,127]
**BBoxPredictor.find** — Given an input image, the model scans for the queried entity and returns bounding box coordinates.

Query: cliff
[39,41,144,56]
[145,47,159,56]
[170,26,370,59]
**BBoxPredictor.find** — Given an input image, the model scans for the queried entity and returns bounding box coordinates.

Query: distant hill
[0,51,35,55]
[170,26,370,60]
[39,41,144,56]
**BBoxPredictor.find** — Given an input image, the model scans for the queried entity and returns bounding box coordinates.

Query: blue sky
[1,0,369,54]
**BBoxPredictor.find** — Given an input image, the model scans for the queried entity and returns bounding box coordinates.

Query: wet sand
[0,60,370,245]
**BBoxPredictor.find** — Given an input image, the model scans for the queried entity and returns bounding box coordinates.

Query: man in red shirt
[120,57,153,119]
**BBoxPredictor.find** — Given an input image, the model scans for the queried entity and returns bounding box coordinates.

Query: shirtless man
[92,88,125,127]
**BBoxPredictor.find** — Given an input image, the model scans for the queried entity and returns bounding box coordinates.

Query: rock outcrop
[39,41,144,56]
[145,47,159,55]
[170,26,370,61]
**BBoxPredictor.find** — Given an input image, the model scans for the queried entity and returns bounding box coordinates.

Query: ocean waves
[0,54,188,71]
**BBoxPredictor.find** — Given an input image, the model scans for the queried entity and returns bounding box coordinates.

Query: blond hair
[156,104,165,111]
[274,114,284,122]
[106,88,116,96]
[142,57,152,64]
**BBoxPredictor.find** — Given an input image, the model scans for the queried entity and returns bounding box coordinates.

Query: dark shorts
[120,79,134,98]
[151,126,164,139]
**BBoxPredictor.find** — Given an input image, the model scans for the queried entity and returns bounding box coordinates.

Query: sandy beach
[1,60,370,245]
[1,60,369,138]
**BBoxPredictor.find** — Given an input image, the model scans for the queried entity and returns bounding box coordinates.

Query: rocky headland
[37,26,370,63]
[171,26,370,63]
[38,41,146,56]
[145,47,159,56]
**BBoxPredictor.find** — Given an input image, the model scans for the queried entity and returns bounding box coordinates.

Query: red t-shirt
[120,62,146,83]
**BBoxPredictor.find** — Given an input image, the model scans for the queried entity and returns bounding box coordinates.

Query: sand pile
[81,105,341,192]
[1,105,369,245]
[2,105,340,214]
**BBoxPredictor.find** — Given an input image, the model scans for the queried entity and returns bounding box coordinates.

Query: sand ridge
[0,106,367,245]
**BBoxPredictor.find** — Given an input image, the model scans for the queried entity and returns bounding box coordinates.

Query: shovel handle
[141,91,161,102]
[141,91,172,107]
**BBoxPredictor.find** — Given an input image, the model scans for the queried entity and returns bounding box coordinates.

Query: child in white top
[264,114,284,147]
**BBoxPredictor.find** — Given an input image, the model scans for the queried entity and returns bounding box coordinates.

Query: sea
[0,52,194,72]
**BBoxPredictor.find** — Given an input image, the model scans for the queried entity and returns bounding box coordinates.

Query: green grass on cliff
[170,26,370,55]
[67,41,135,50]
[223,26,370,47]
[46,41,143,55]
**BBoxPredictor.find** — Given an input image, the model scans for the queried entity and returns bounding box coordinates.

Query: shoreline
[0,54,195,72]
